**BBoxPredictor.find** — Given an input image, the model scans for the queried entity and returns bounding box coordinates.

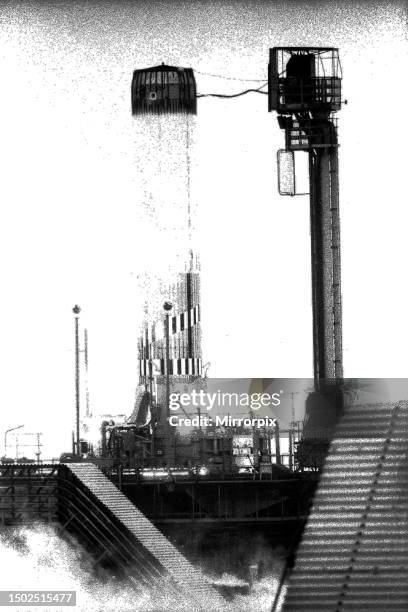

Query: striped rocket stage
[139,357,202,377]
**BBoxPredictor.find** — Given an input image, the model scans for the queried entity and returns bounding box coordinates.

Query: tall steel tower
[269,48,344,462]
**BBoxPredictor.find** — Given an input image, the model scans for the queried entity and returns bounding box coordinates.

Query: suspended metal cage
[268,47,342,114]
[131,63,197,115]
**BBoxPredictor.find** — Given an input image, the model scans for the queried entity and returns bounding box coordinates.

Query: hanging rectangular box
[277,149,296,196]
[277,149,310,196]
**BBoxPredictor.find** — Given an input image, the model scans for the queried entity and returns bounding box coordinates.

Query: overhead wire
[195,70,267,82]
[197,81,268,99]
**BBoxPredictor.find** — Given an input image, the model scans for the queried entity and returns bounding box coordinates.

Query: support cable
[185,115,192,253]
[197,82,268,98]
[195,70,266,82]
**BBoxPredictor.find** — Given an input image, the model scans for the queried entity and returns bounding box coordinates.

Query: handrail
[57,471,170,587]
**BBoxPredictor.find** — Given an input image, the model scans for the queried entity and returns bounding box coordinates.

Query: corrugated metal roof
[282,401,408,611]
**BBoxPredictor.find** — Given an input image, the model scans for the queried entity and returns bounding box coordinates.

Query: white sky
[0,1,407,457]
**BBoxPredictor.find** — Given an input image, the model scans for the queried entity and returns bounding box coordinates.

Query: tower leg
[298,144,344,466]
[309,146,343,385]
